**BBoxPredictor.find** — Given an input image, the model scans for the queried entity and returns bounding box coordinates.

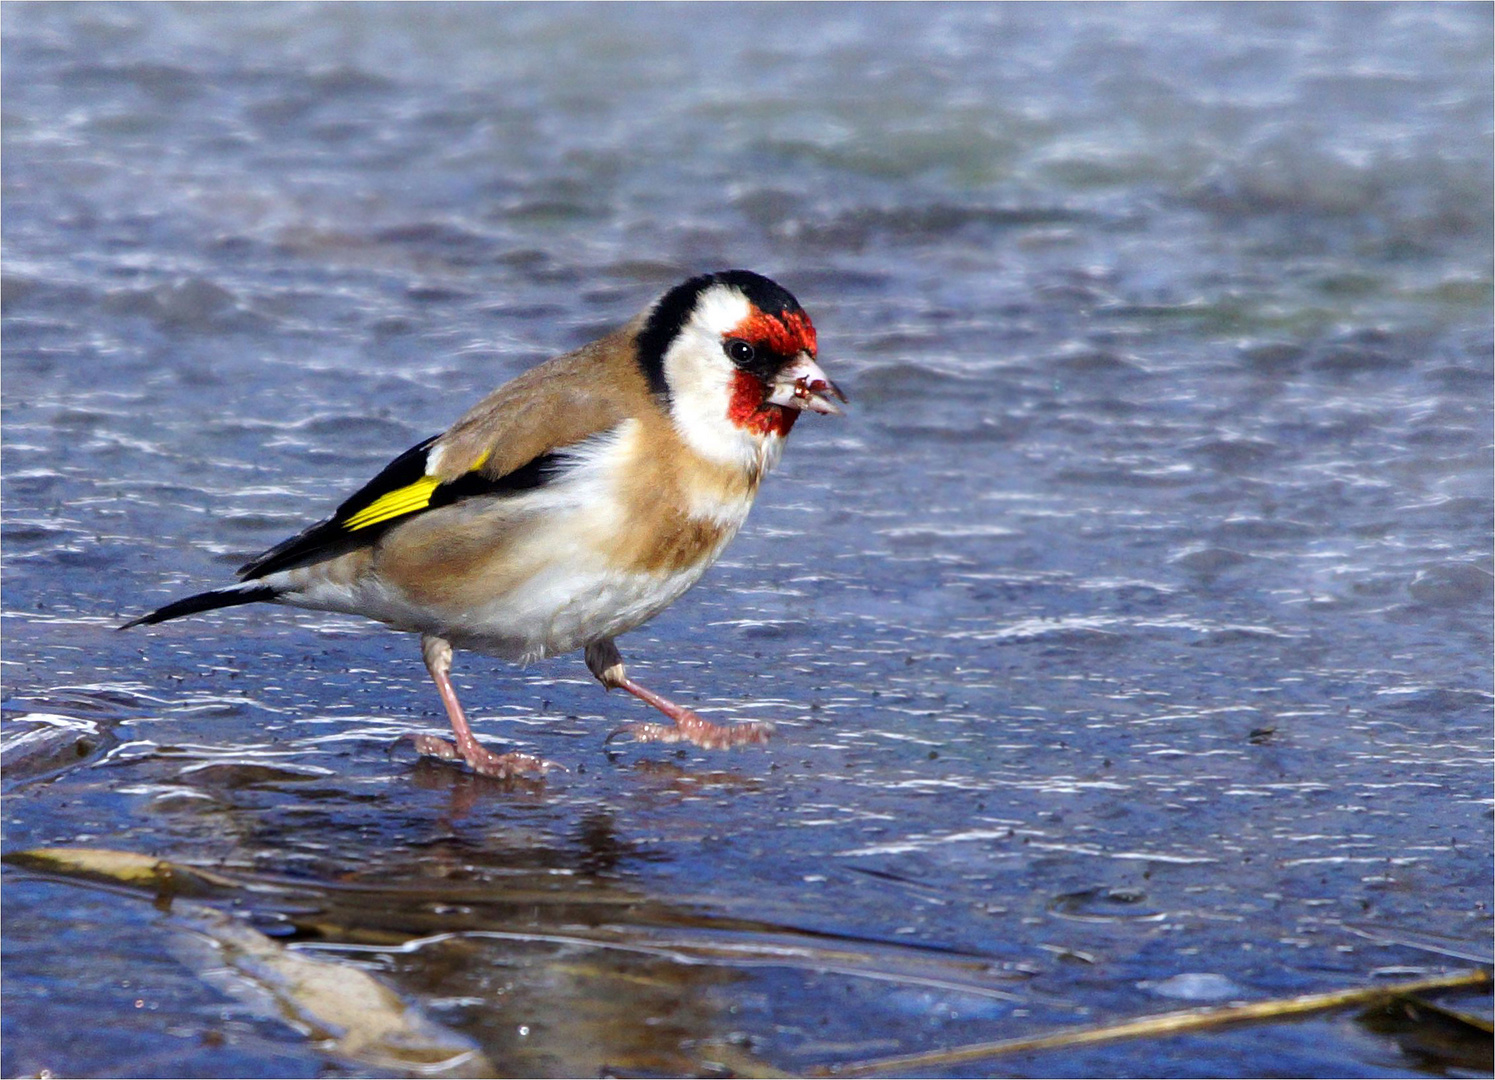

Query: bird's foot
[601,668,775,750]
[409,734,559,779]
[607,711,775,750]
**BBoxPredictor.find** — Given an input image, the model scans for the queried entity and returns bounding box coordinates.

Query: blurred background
[4,4,1491,1076]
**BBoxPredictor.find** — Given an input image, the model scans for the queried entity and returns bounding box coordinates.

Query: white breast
[452,550,726,663]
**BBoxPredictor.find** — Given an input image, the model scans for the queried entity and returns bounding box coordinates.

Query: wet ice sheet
[3,4,1491,1077]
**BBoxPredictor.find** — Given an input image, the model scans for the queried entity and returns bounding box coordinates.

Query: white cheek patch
[661,285,773,471]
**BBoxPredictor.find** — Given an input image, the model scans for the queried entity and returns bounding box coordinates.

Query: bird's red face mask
[724,307,845,435]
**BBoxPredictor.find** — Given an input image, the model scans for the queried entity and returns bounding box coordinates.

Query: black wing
[237,436,565,580]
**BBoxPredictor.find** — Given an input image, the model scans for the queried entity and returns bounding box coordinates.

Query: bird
[122,270,845,778]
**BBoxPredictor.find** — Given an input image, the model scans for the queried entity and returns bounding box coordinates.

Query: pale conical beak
[766,356,847,415]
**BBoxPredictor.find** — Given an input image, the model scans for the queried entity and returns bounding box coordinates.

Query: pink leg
[412,635,556,778]
[585,640,774,750]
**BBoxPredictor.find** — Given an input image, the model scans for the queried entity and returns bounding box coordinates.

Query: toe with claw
[607,713,775,750]
[408,733,558,779]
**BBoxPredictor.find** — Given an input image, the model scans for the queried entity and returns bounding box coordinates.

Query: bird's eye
[726,339,756,365]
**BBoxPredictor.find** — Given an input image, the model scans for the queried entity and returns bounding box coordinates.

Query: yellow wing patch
[342,475,441,531]
[340,449,491,532]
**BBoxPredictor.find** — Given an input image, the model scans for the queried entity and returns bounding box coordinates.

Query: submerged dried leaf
[174,906,493,1077]
[8,847,493,1077]
[4,847,241,895]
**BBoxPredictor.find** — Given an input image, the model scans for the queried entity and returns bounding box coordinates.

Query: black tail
[119,584,278,630]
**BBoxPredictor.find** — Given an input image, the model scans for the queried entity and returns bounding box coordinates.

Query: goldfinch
[123,270,844,778]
